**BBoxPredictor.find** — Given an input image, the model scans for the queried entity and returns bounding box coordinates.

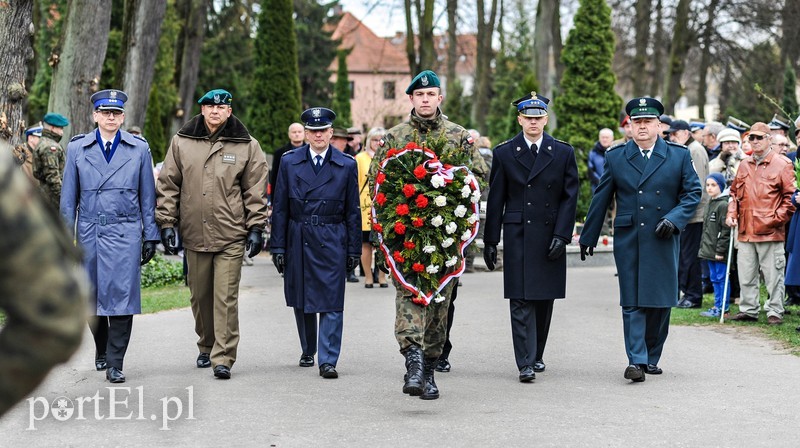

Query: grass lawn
[141,284,191,314]
[671,292,800,355]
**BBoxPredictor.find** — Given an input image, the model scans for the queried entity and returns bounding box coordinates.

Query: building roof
[330,12,410,74]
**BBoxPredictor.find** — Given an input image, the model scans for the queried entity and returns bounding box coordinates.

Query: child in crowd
[698,173,732,318]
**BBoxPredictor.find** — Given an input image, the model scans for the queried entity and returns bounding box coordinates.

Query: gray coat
[61,130,159,316]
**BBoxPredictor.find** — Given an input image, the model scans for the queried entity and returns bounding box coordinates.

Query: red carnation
[374,192,387,206]
[402,184,416,198]
[404,241,416,250]
[413,165,427,179]
[412,263,425,273]
[396,204,410,216]
[376,172,386,184]
[387,148,400,157]
[394,222,406,235]
[411,217,424,227]
[393,251,405,263]
[372,223,383,233]
[415,194,428,208]
[405,142,420,150]
[412,296,427,306]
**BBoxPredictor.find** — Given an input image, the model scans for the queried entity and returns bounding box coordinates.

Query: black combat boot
[420,357,439,400]
[402,346,424,396]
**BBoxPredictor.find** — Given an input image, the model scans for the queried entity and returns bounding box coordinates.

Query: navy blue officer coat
[484,131,579,300]
[579,138,702,308]
[271,145,361,313]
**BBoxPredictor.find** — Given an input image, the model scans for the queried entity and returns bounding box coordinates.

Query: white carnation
[434,195,447,207]
[461,185,472,198]
[467,213,479,224]
[426,264,440,274]
[431,175,445,188]
[464,174,475,185]
[461,229,473,241]
[431,215,444,227]
[441,237,454,248]
[422,245,436,254]
[454,205,467,217]
[445,256,458,267]
[471,190,481,203]
[434,294,446,303]
[445,222,457,234]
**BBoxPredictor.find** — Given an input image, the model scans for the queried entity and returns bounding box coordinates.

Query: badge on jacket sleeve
[222,153,236,164]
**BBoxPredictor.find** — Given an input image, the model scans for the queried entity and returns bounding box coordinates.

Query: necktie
[530,143,538,163]
[313,154,322,174]
[642,149,650,160]
[104,141,112,161]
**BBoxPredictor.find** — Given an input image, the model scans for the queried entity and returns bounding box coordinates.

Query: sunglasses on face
[748,134,765,141]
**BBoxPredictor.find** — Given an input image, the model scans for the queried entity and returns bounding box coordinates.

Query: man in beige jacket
[156,89,268,379]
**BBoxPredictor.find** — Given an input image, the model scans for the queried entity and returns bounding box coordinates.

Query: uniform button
[545,221,550,225]
[656,190,661,194]
[204,165,207,168]
[527,202,531,206]
[638,190,643,194]
[545,203,549,207]
[203,219,207,223]
[304,242,308,246]
[527,220,531,224]
[527,185,532,188]
[547,185,551,189]
[657,207,662,210]
[640,223,645,226]
[640,206,644,210]
[203,192,206,196]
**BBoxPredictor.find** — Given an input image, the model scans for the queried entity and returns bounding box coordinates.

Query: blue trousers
[294,308,343,366]
[708,260,731,311]
[621,307,671,366]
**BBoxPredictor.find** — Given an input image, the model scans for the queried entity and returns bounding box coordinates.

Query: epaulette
[606,142,625,152]
[666,141,688,149]
[341,152,355,161]
[133,134,148,143]
[554,138,573,147]
[70,134,85,142]
[495,138,513,148]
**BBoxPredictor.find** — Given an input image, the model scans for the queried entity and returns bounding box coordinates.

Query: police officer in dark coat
[270,107,361,379]
[579,97,702,382]
[483,92,579,382]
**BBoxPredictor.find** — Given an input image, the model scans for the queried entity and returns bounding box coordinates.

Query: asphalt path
[2,256,799,447]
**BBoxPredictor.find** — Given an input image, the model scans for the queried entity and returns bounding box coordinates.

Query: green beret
[42,112,70,127]
[405,70,441,94]
[198,89,233,106]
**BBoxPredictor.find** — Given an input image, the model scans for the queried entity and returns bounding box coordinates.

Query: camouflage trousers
[394,282,454,358]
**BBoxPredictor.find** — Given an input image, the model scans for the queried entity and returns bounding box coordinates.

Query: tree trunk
[632,0,652,95]
[663,0,692,113]
[170,0,207,136]
[403,0,417,74]
[117,0,167,129]
[48,0,113,139]
[551,0,563,87]
[534,0,557,98]
[697,0,720,120]
[471,0,498,133]
[446,0,457,89]
[418,0,435,71]
[0,0,35,144]
[649,0,664,97]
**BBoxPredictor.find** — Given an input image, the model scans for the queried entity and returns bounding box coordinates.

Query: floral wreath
[371,135,481,306]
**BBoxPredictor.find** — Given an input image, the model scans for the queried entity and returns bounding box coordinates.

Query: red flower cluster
[393,251,405,263]
[394,222,406,235]
[402,184,416,198]
[396,204,410,216]
[376,172,386,184]
[411,217,424,227]
[375,192,387,206]
[415,194,428,208]
[412,263,425,273]
[372,223,383,232]
[404,241,416,250]
[413,165,427,179]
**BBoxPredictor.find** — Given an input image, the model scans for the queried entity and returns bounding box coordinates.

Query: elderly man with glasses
[726,122,797,325]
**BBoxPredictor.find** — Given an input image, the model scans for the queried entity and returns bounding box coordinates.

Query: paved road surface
[2,257,798,447]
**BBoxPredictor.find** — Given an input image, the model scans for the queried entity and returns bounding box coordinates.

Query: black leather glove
[141,241,157,265]
[246,228,264,258]
[579,244,594,261]
[547,237,567,261]
[655,218,677,239]
[161,227,177,255]
[346,255,359,272]
[483,244,497,271]
[272,253,285,274]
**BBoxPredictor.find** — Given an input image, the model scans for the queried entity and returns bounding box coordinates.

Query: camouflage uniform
[32,128,66,208]
[0,144,88,417]
[371,108,486,358]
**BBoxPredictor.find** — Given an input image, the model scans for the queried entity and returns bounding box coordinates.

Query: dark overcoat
[60,130,159,316]
[784,192,800,286]
[271,146,361,313]
[484,132,579,299]
[579,138,702,307]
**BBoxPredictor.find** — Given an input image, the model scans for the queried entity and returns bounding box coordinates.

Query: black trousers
[510,299,554,370]
[678,222,703,303]
[438,282,459,360]
[90,315,133,370]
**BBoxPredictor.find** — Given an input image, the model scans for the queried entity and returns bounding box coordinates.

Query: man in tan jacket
[726,122,796,325]
[156,89,268,379]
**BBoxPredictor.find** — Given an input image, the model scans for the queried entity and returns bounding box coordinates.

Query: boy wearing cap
[369,70,486,400]
[32,112,69,208]
[698,173,732,318]
[13,125,42,183]
[270,107,361,380]
[580,97,701,382]
[157,89,268,379]
[483,91,579,383]
[61,89,160,384]
[726,122,796,325]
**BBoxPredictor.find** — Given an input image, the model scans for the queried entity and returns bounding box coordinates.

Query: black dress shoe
[196,352,211,368]
[645,364,662,375]
[347,273,359,283]
[434,358,451,372]
[676,299,701,309]
[213,365,231,379]
[624,364,646,382]
[106,367,125,383]
[299,354,314,367]
[319,363,338,378]
[533,360,546,372]
[95,353,107,371]
[518,366,535,382]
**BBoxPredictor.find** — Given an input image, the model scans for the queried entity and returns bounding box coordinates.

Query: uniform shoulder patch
[495,138,512,148]
[70,134,85,142]
[666,141,688,149]
[554,138,573,148]
[133,135,148,143]
[606,142,625,152]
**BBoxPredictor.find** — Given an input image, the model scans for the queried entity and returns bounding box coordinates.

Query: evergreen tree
[28,0,68,123]
[294,0,339,108]
[144,0,180,162]
[444,78,472,129]
[782,62,798,120]
[724,42,781,124]
[250,0,303,152]
[552,0,621,220]
[331,49,352,127]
